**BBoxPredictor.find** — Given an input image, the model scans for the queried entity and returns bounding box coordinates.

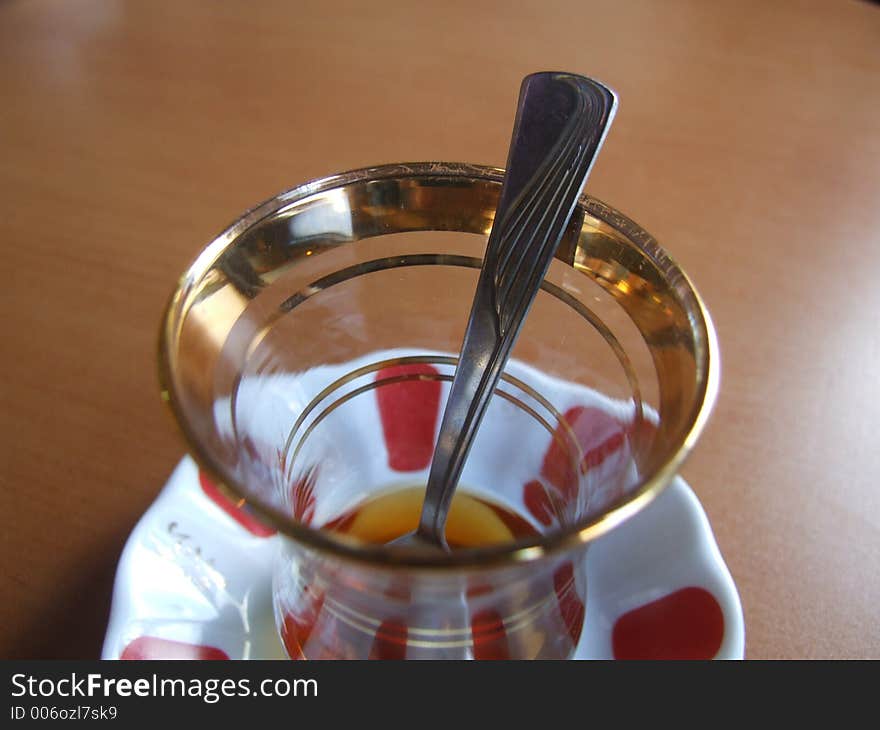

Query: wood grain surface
[1,0,878,659]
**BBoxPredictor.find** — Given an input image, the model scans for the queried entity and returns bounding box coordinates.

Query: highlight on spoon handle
[417,72,618,546]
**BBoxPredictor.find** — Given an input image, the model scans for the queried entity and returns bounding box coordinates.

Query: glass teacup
[159,162,718,659]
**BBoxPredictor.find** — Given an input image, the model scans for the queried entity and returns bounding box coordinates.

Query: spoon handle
[416,72,617,546]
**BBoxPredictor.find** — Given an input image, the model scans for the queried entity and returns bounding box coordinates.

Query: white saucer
[102,456,744,660]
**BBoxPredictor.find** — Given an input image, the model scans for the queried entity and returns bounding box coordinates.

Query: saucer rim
[102,457,744,660]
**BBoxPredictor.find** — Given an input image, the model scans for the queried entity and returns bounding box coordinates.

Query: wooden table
[2,0,878,660]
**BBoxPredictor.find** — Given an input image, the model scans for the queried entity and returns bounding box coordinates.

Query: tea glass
[159,162,718,659]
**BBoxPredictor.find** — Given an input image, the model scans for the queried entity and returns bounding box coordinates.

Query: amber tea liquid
[324,485,538,546]
[278,487,584,660]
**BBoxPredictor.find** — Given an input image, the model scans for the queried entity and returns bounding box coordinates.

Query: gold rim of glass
[158,161,720,570]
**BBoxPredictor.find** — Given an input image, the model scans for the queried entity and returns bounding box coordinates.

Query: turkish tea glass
[159,162,718,659]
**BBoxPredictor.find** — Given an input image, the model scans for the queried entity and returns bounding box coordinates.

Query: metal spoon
[391,72,617,551]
